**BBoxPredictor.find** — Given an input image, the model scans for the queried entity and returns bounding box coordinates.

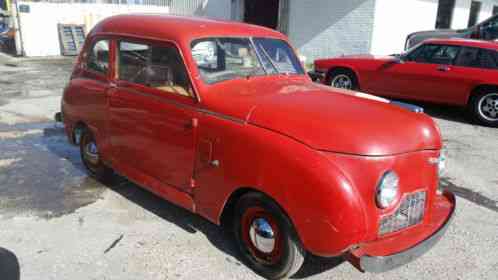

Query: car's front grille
[379,191,426,235]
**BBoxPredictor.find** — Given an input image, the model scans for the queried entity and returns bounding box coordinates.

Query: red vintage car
[313,39,498,127]
[60,15,455,279]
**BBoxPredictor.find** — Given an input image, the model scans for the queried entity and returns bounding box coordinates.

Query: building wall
[451,0,498,29]
[287,0,376,61]
[168,0,231,19]
[370,0,440,55]
[371,0,498,55]
[14,2,169,57]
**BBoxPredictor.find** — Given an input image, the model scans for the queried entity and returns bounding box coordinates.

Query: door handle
[183,118,198,130]
[437,65,451,72]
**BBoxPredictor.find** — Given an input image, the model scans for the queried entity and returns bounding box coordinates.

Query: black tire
[327,68,359,91]
[79,127,113,182]
[469,90,498,127]
[233,192,305,279]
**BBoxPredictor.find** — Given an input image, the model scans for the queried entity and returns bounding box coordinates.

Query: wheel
[327,69,358,90]
[79,127,113,181]
[470,90,498,127]
[233,192,305,279]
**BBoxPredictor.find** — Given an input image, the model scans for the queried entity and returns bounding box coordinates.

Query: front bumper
[348,191,456,273]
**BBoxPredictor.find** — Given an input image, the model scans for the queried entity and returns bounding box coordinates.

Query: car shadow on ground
[391,99,472,125]
[39,124,345,278]
[101,170,346,278]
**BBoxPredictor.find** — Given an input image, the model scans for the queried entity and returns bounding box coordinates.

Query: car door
[108,39,198,192]
[373,44,465,104]
[70,37,113,155]
[449,47,498,104]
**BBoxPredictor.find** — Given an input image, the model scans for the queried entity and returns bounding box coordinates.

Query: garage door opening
[244,0,279,30]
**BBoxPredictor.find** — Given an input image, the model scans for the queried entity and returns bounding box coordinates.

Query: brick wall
[287,0,376,61]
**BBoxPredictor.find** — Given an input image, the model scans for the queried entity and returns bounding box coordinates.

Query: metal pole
[13,0,23,56]
[5,0,12,12]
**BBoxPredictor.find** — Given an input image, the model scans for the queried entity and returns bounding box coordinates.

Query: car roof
[423,38,498,51]
[89,14,287,43]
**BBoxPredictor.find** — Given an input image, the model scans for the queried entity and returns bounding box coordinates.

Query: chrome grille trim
[379,191,426,235]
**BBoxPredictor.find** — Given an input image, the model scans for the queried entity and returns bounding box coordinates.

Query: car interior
[117,41,193,97]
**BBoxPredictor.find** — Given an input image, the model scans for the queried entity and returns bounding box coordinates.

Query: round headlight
[376,171,399,209]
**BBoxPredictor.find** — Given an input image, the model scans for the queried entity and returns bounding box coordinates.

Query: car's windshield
[190,37,304,84]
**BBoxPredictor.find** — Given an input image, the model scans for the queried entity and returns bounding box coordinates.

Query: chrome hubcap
[478,93,498,121]
[249,218,275,254]
[84,141,99,165]
[331,74,352,89]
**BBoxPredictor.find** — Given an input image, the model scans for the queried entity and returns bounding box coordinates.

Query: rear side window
[86,39,110,75]
[455,47,498,70]
[118,41,193,97]
[407,44,460,65]
[478,49,498,69]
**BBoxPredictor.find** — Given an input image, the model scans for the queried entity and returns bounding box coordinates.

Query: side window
[478,49,498,69]
[455,47,481,68]
[457,47,498,70]
[407,44,459,64]
[148,45,193,97]
[87,40,110,75]
[430,45,460,64]
[118,41,193,97]
[118,41,150,85]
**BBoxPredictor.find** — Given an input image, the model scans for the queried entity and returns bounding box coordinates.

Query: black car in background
[405,14,498,50]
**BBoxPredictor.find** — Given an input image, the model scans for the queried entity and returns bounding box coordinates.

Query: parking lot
[0,58,497,279]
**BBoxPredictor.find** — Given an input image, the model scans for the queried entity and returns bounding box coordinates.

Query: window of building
[118,41,193,97]
[468,1,482,27]
[86,40,110,75]
[455,47,498,69]
[435,0,456,29]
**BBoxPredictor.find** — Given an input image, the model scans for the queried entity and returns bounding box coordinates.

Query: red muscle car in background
[313,39,498,127]
[59,15,455,279]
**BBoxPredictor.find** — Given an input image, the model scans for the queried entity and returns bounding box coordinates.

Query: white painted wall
[15,2,169,57]
[287,0,376,61]
[370,0,439,55]
[370,0,498,55]
[452,0,498,29]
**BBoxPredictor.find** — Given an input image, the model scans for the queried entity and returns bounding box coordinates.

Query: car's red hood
[202,77,441,156]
